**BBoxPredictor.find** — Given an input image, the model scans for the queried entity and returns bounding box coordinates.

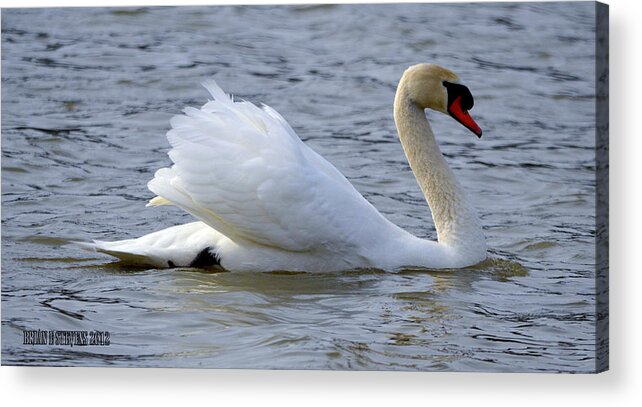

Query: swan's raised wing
[148,81,393,252]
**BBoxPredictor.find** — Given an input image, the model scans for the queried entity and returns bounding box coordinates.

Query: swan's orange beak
[448,96,482,138]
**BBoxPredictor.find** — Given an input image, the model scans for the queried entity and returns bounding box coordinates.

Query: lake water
[2,3,603,372]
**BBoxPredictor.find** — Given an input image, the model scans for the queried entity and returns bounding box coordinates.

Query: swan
[84,63,487,272]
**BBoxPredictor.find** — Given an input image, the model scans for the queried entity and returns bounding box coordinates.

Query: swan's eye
[442,81,482,137]
[443,81,475,112]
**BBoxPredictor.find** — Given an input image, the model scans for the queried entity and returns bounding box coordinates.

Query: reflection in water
[2,3,598,371]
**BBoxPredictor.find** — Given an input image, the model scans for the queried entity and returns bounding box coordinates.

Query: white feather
[148,81,400,256]
[87,222,226,268]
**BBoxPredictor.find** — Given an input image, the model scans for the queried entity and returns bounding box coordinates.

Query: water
[2,3,600,371]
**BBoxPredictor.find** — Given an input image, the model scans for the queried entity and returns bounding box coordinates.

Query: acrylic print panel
[1,2,608,372]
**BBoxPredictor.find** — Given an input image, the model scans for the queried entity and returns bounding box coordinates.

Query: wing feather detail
[148,81,392,252]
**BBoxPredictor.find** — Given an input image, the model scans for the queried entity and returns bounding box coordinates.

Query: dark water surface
[2,3,599,371]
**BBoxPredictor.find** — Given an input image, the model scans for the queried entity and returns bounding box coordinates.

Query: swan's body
[86,64,487,272]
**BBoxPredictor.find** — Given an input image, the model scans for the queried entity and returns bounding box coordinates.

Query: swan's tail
[77,222,226,268]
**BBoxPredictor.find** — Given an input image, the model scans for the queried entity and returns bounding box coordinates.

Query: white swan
[85,63,487,272]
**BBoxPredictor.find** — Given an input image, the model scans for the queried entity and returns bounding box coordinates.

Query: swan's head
[402,63,482,138]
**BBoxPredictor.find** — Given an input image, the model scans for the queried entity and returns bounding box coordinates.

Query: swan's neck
[393,85,486,262]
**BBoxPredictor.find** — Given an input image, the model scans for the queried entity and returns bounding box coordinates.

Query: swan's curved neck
[393,83,486,261]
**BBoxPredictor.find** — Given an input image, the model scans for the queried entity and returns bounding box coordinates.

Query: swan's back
[148,81,401,259]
